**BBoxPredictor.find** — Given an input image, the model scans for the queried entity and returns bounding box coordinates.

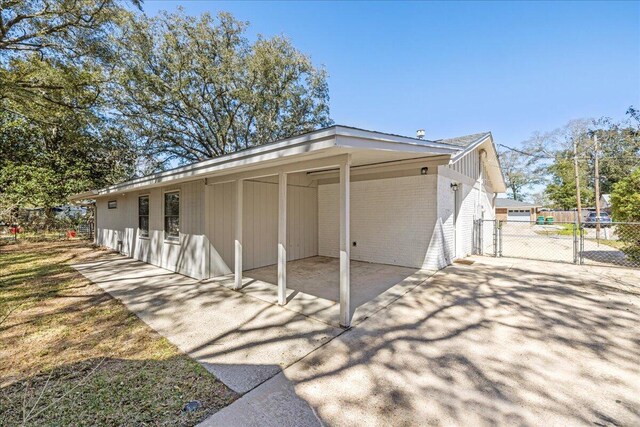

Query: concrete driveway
[73,257,343,393]
[203,256,640,427]
[499,222,629,266]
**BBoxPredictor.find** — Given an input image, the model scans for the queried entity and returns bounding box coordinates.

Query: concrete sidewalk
[202,257,640,426]
[73,257,342,394]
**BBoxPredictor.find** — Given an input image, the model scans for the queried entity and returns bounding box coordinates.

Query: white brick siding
[434,174,455,268]
[318,175,438,269]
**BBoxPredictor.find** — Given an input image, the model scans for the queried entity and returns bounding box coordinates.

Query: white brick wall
[433,174,455,269]
[318,175,438,269]
[457,184,478,257]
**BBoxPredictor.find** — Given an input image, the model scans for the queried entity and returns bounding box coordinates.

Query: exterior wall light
[421,167,428,175]
[450,182,459,191]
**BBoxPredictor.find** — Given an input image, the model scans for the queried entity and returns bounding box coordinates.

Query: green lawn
[533,223,576,236]
[0,241,237,426]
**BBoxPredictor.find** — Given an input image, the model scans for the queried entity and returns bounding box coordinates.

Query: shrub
[611,168,640,262]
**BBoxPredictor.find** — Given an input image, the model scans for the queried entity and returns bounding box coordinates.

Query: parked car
[584,212,612,227]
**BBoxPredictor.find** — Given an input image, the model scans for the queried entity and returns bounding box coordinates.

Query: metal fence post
[479,220,484,256]
[493,219,498,257]
[573,222,578,264]
[579,225,585,265]
[498,220,503,257]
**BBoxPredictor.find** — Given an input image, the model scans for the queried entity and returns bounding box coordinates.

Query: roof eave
[70,126,465,200]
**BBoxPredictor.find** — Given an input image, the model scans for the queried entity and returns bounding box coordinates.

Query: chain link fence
[0,221,93,245]
[474,219,640,269]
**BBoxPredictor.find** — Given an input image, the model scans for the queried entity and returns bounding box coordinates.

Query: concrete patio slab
[73,256,343,393]
[209,256,435,327]
[202,256,640,426]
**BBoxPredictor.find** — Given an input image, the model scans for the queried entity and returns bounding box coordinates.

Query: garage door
[507,209,531,222]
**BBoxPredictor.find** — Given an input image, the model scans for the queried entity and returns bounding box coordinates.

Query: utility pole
[573,135,582,224]
[594,134,601,238]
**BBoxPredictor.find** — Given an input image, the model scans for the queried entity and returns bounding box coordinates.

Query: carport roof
[70,125,501,200]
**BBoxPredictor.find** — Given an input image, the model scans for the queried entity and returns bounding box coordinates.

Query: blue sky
[141,1,639,148]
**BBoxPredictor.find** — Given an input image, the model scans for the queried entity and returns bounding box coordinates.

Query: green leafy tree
[611,168,640,222]
[610,168,640,262]
[591,108,640,194]
[544,151,593,210]
[0,1,139,220]
[112,10,332,165]
[0,0,140,120]
[0,110,136,223]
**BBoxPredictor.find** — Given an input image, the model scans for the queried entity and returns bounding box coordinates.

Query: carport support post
[339,155,352,328]
[277,171,287,305]
[234,179,243,290]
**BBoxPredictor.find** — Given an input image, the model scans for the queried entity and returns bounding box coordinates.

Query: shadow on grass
[0,356,237,427]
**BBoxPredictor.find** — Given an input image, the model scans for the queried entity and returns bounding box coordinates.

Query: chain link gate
[473,219,640,269]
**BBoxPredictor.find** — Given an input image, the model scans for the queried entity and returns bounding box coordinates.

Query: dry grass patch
[0,241,237,426]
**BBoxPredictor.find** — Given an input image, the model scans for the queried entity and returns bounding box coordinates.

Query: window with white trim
[138,195,149,238]
[164,191,180,241]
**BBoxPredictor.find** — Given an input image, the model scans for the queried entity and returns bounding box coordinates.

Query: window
[108,200,117,209]
[164,191,180,241]
[138,195,149,238]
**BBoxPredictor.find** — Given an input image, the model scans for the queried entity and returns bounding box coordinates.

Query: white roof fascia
[92,133,338,196]
[334,126,462,153]
[447,132,507,193]
[335,135,458,155]
[72,127,466,199]
[68,190,99,202]
[449,132,492,163]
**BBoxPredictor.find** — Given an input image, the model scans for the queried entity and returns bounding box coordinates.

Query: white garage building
[72,126,505,326]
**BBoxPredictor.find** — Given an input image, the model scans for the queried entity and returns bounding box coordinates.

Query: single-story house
[495,198,540,222]
[71,125,506,326]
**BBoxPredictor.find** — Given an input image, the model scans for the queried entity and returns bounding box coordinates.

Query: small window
[164,191,180,241]
[138,195,149,238]
[108,200,117,209]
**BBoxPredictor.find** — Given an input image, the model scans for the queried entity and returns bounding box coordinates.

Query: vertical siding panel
[268,182,275,265]
[223,183,231,268]
[296,186,302,259]
[242,181,252,270]
[287,186,293,261]
[200,177,319,272]
[302,188,308,257]
[288,185,294,261]
[300,187,306,259]
[265,182,270,267]
[258,183,265,268]
[271,182,278,263]
[214,185,224,273]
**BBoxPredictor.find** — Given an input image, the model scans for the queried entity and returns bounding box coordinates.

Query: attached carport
[201,127,459,327]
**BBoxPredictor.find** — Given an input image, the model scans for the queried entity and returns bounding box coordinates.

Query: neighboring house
[494,198,540,222]
[71,125,506,326]
[25,205,87,220]
[600,194,611,212]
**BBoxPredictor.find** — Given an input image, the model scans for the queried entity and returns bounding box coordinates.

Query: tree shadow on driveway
[207,259,640,426]
[73,256,640,426]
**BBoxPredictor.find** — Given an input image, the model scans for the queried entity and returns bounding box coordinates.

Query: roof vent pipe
[416,129,425,139]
